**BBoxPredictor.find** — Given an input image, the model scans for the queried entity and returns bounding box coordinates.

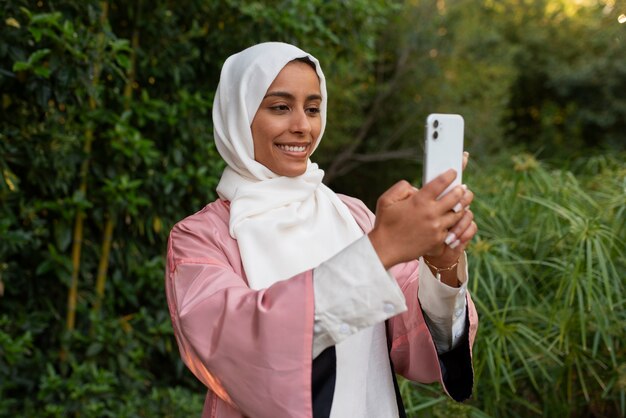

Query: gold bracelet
[423,258,459,282]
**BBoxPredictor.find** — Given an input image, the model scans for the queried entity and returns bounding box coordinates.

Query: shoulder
[337,194,376,232]
[168,200,234,260]
[171,200,229,237]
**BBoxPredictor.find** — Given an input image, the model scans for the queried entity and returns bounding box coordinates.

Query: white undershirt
[311,236,468,418]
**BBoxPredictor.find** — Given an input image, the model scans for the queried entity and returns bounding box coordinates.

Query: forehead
[266,61,321,93]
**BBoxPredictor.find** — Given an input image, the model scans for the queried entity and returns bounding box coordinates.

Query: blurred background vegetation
[0,0,624,417]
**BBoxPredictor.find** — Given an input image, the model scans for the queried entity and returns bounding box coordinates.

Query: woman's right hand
[367,169,466,270]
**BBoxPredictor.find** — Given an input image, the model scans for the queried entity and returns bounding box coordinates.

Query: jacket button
[383,303,395,314]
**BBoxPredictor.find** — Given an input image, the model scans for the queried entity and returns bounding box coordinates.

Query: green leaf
[86,343,103,357]
[30,12,63,27]
[115,54,130,71]
[19,6,32,20]
[27,48,51,65]
[11,48,51,74]
[34,66,51,78]
[28,26,43,42]
[12,61,30,72]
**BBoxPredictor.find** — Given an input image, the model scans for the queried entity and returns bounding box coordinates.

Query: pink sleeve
[388,262,478,399]
[165,208,315,418]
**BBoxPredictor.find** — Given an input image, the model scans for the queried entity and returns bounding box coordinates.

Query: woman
[166,42,478,418]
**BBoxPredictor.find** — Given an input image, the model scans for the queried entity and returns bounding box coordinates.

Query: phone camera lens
[433,131,438,140]
[433,120,439,128]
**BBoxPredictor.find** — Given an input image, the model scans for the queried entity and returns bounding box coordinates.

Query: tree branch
[324,44,414,184]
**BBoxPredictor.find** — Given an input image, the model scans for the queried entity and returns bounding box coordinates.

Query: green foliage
[400,152,626,417]
[35,362,203,417]
[327,0,625,206]
[496,0,626,154]
[471,153,625,417]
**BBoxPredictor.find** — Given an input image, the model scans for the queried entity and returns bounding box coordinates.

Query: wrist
[422,256,461,287]
[368,229,396,270]
[423,254,460,268]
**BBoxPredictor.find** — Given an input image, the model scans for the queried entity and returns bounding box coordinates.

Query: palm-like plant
[402,152,625,417]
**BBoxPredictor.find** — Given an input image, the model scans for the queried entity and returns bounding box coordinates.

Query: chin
[277,165,308,177]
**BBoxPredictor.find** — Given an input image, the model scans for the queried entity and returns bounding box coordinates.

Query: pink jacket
[166,195,478,418]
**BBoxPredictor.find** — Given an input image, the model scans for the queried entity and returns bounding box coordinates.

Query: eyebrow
[263,91,322,101]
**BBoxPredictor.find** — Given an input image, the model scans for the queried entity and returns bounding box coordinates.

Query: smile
[276,144,307,152]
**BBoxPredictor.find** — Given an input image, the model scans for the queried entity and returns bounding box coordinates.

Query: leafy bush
[401,152,626,417]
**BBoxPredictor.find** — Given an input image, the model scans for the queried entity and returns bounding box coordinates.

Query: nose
[289,109,311,136]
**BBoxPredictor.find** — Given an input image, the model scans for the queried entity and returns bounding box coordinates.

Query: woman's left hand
[424,187,476,261]
[423,152,478,284]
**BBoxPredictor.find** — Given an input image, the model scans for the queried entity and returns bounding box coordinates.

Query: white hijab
[213,42,363,289]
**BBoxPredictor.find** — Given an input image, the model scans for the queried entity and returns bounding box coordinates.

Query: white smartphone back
[423,113,464,198]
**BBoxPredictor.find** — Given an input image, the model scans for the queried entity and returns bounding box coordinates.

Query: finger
[447,210,474,242]
[459,187,474,208]
[436,184,465,213]
[444,185,474,213]
[462,151,469,171]
[421,169,457,198]
[440,208,465,231]
[378,180,415,208]
[447,221,477,251]
[457,221,478,245]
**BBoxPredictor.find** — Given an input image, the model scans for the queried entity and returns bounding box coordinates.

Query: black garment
[311,317,473,417]
[311,347,336,418]
[436,313,474,402]
[387,331,408,418]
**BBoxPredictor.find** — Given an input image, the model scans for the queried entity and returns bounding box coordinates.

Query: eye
[306,106,320,115]
[269,104,290,112]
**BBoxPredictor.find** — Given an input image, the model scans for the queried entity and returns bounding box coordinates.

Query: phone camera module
[433,131,439,140]
[433,120,439,128]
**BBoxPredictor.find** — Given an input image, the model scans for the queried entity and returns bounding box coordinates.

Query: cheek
[251,119,268,151]
[252,117,278,143]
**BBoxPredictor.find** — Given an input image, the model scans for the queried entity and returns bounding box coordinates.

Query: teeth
[278,144,306,152]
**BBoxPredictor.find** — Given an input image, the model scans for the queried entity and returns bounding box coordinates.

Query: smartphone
[422,113,464,198]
